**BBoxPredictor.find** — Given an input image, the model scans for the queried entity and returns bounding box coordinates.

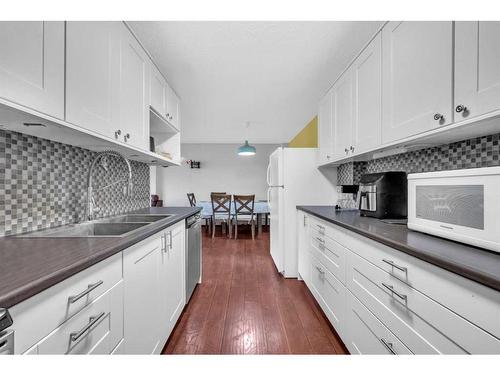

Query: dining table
[197,200,270,236]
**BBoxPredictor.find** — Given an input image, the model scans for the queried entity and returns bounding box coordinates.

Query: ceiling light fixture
[237,122,256,156]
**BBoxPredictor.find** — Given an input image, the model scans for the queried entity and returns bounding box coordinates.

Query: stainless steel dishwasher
[186,213,202,303]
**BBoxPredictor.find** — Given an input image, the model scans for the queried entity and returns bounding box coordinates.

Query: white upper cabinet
[318,89,333,164]
[0,21,64,119]
[332,66,354,160]
[119,24,150,149]
[455,21,500,121]
[66,21,122,138]
[352,33,382,154]
[166,85,180,130]
[150,63,167,116]
[382,21,453,144]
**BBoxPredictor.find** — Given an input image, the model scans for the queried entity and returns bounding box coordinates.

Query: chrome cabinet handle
[161,233,166,253]
[114,129,121,139]
[70,312,106,342]
[433,113,444,121]
[315,265,325,274]
[124,133,130,142]
[316,237,325,244]
[380,338,397,354]
[382,259,407,273]
[303,215,307,227]
[455,104,467,113]
[169,231,173,250]
[350,145,355,152]
[344,148,349,154]
[316,224,325,231]
[68,280,103,304]
[326,155,331,160]
[166,112,170,118]
[382,283,407,301]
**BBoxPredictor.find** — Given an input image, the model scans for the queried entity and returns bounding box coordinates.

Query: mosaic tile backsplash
[0,130,150,236]
[337,133,500,185]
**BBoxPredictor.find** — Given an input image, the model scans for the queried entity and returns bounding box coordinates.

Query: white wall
[155,143,280,206]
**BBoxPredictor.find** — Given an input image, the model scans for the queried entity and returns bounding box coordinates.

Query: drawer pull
[380,338,397,354]
[68,280,103,304]
[70,312,106,342]
[316,237,325,244]
[316,224,325,233]
[381,283,407,301]
[382,259,407,273]
[315,265,325,274]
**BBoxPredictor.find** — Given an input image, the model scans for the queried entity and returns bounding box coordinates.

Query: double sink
[18,214,175,238]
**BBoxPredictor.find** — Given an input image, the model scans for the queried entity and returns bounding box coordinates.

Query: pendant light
[237,121,256,156]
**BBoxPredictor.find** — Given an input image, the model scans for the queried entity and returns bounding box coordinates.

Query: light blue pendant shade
[237,140,256,156]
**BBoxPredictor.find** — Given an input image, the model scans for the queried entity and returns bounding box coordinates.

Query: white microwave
[408,166,500,253]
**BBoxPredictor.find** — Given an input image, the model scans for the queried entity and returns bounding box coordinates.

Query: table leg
[257,213,263,236]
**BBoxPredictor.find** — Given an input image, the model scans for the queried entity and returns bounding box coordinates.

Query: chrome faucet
[86,150,133,221]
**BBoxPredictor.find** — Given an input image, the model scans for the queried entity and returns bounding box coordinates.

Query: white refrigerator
[267,147,337,278]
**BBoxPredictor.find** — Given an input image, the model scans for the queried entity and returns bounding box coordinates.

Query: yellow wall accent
[288,116,318,148]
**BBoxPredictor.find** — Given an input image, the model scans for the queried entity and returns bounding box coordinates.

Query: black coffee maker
[357,172,407,219]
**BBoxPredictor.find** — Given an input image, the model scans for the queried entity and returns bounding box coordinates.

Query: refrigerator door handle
[266,162,271,186]
[267,187,271,209]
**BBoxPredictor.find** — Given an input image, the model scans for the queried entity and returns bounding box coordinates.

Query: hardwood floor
[163,226,348,354]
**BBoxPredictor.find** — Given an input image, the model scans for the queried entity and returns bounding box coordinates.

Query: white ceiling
[129,21,384,144]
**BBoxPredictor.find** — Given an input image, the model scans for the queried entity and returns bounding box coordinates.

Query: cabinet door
[297,212,310,284]
[66,21,121,138]
[317,90,333,164]
[166,85,180,130]
[150,64,167,116]
[332,68,354,160]
[352,33,382,154]
[159,224,185,343]
[455,21,500,121]
[0,21,64,119]
[123,238,161,354]
[382,21,453,144]
[120,25,150,149]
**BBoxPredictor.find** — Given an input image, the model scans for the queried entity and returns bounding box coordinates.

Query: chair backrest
[211,193,232,216]
[210,192,226,196]
[233,194,255,219]
[187,193,196,207]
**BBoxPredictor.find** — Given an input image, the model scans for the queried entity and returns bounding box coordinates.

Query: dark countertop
[297,206,500,292]
[0,207,201,308]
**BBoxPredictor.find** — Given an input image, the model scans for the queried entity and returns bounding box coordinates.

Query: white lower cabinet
[123,234,162,354]
[158,221,186,344]
[35,281,124,355]
[346,291,411,355]
[298,210,500,355]
[297,211,310,283]
[11,221,187,355]
[123,220,186,354]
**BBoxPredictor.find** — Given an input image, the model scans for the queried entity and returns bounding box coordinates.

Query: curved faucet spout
[87,151,133,221]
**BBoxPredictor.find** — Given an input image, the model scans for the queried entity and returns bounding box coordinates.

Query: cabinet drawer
[11,252,122,354]
[309,252,346,338]
[30,280,124,354]
[346,291,412,355]
[339,223,500,340]
[309,216,338,242]
[310,227,346,284]
[347,250,500,354]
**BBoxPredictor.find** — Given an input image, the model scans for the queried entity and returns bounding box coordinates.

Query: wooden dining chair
[232,194,255,240]
[187,193,196,207]
[187,193,211,234]
[210,193,232,239]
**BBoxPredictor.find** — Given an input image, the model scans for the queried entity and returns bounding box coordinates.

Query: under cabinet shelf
[149,106,179,135]
[0,99,179,167]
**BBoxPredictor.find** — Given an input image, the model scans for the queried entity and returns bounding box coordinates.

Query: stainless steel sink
[100,214,173,223]
[16,213,175,238]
